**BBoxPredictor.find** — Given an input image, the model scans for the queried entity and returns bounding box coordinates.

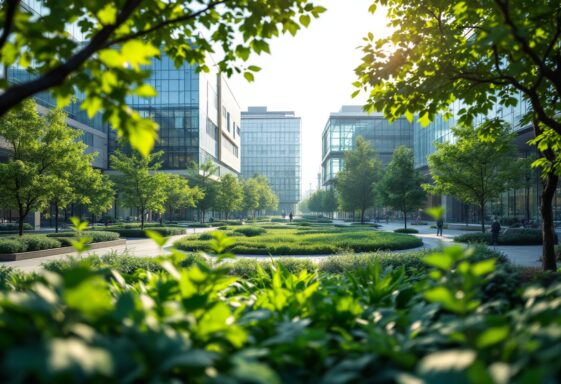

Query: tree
[189,160,218,223]
[79,170,115,226]
[0,99,90,235]
[216,174,243,220]
[335,136,381,224]
[378,146,426,229]
[323,188,338,218]
[424,125,523,232]
[0,1,325,156]
[355,0,561,270]
[307,190,324,215]
[254,175,278,215]
[110,150,166,229]
[242,178,261,219]
[160,174,202,223]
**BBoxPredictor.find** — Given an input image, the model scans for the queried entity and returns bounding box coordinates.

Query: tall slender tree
[110,150,166,229]
[216,174,244,220]
[189,160,218,223]
[335,136,381,224]
[378,146,426,229]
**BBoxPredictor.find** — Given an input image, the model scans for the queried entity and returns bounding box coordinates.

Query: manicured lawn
[174,224,422,255]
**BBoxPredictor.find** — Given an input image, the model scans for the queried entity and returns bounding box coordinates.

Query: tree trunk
[480,202,485,233]
[403,210,407,229]
[140,208,145,230]
[360,208,365,224]
[541,170,558,271]
[55,201,59,233]
[18,204,25,237]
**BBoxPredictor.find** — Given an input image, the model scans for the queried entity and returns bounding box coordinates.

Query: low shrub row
[394,228,419,234]
[99,227,185,238]
[0,235,61,254]
[47,231,120,244]
[233,226,267,237]
[0,223,33,231]
[455,229,545,245]
[350,222,381,228]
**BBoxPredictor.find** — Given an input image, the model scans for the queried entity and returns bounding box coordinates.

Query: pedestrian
[436,218,444,236]
[289,211,293,222]
[491,218,501,245]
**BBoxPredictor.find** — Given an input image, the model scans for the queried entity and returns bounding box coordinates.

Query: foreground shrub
[233,226,267,237]
[0,244,559,382]
[0,235,62,254]
[394,228,419,234]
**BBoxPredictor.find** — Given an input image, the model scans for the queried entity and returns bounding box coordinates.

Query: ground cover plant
[47,231,120,245]
[0,235,558,382]
[174,225,422,255]
[95,227,185,238]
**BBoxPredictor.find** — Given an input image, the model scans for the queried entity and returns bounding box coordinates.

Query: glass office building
[110,54,241,177]
[321,106,414,186]
[241,107,301,214]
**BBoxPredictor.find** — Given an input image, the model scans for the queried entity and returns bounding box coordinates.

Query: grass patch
[174,226,422,255]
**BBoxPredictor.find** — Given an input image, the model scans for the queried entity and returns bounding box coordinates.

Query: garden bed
[454,229,548,245]
[174,225,423,255]
[0,239,126,261]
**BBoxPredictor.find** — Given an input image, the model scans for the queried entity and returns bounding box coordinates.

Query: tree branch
[0,0,20,54]
[104,0,230,48]
[0,0,142,118]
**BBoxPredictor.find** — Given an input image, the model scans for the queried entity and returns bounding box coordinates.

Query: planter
[0,239,127,262]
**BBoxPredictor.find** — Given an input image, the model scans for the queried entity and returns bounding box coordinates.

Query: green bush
[48,231,120,243]
[0,245,559,383]
[233,226,267,237]
[350,222,381,228]
[0,235,62,254]
[187,223,211,228]
[0,223,33,231]
[271,218,287,223]
[455,229,545,245]
[100,227,185,238]
[394,228,419,234]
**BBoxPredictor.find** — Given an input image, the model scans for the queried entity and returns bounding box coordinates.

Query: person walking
[436,218,444,236]
[491,218,501,246]
[289,211,293,222]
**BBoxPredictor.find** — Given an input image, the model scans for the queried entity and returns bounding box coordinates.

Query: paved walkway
[3,221,546,272]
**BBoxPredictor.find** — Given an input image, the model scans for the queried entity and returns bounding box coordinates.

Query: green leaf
[471,259,496,276]
[418,112,431,127]
[243,72,255,82]
[96,4,117,25]
[299,14,311,27]
[476,326,509,348]
[423,253,454,270]
[99,49,125,68]
[121,40,160,70]
[80,96,102,118]
[145,230,167,248]
[134,84,158,97]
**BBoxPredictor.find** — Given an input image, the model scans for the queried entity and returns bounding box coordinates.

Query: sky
[228,0,390,198]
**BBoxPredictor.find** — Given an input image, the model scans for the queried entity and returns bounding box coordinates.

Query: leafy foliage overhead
[0,0,326,155]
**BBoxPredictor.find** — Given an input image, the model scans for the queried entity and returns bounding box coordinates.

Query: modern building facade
[110,53,241,177]
[241,106,301,214]
[321,105,414,186]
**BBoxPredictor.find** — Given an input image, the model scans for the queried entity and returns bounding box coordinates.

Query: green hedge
[455,229,545,245]
[0,235,62,254]
[100,227,185,238]
[187,223,211,228]
[47,231,120,244]
[394,228,419,234]
[0,223,33,231]
[233,226,267,237]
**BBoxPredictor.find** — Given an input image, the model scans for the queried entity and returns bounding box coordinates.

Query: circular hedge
[394,228,419,234]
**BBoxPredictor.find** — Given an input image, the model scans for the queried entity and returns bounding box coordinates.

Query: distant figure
[436,218,444,236]
[491,218,501,245]
[289,212,293,222]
